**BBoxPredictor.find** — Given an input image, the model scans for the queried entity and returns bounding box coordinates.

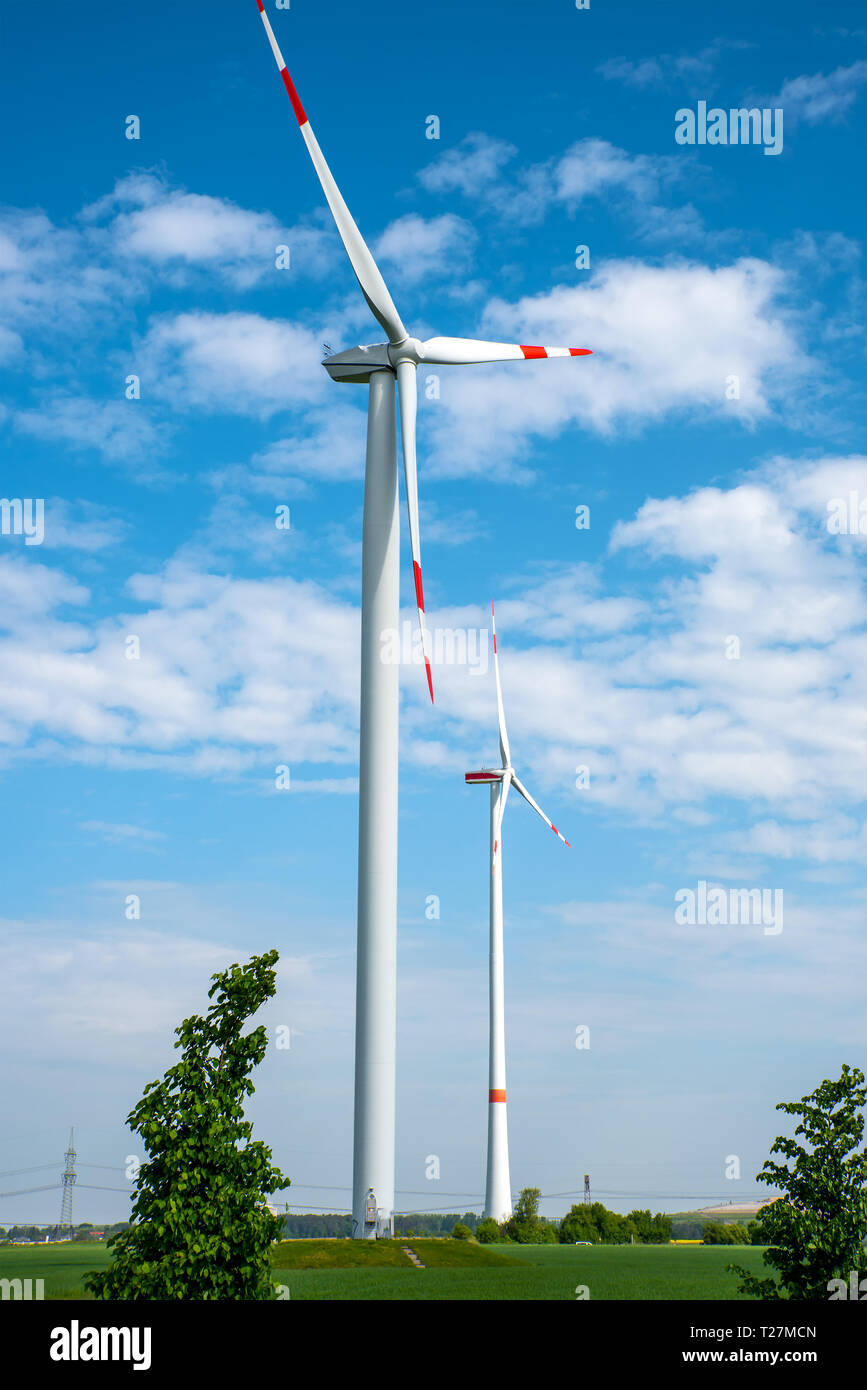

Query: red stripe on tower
[280,67,308,126]
[489,1089,507,1103]
[520,345,547,359]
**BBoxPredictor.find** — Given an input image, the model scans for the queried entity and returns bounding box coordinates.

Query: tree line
[466,1190,674,1245]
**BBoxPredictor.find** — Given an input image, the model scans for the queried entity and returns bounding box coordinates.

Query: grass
[396,1239,520,1268]
[0,1241,106,1299]
[271,1238,520,1269]
[272,1241,769,1300]
[271,1239,412,1269]
[0,1239,770,1300]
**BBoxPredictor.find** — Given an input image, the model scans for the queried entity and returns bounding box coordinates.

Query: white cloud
[554,139,675,205]
[598,41,749,91]
[402,457,867,859]
[13,396,171,467]
[244,402,368,482]
[771,60,867,124]
[0,557,360,769]
[374,213,476,285]
[0,553,88,623]
[418,133,518,198]
[97,172,335,287]
[0,174,338,362]
[0,209,136,343]
[136,311,328,416]
[418,133,705,239]
[37,499,130,553]
[423,257,810,476]
[4,455,867,864]
[79,820,167,846]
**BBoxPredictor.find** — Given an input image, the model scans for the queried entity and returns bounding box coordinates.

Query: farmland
[0,1239,769,1300]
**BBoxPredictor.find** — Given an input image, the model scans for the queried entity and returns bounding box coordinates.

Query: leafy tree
[502,1187,541,1243]
[729,1223,751,1244]
[560,1204,597,1244]
[627,1209,653,1241]
[452,1222,472,1241]
[502,1187,558,1243]
[730,1064,867,1300]
[703,1221,736,1245]
[599,1209,633,1245]
[85,950,290,1301]
[475,1218,501,1244]
[650,1212,673,1243]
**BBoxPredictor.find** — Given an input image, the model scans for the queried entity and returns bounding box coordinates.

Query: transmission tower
[583,1173,591,1206]
[59,1128,76,1238]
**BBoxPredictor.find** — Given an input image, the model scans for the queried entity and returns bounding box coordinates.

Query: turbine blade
[420,337,592,366]
[491,601,511,769]
[254,1,407,345]
[492,772,512,875]
[511,774,571,848]
[396,359,433,702]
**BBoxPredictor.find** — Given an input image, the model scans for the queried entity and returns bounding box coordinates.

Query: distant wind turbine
[254,1,591,1237]
[466,604,572,1221]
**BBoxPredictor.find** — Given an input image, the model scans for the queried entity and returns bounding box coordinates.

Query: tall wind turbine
[253,2,591,1238]
[466,604,571,1222]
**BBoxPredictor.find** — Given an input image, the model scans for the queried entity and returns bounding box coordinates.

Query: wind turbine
[466,604,571,1222]
[253,1,591,1238]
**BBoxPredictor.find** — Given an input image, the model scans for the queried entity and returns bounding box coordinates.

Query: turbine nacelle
[466,769,512,785]
[321,342,392,384]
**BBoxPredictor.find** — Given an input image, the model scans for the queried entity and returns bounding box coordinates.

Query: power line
[0,1164,58,1179]
[283,1203,352,1212]
[0,1183,61,1199]
[541,1188,770,1200]
[395,1201,485,1214]
[74,1185,134,1194]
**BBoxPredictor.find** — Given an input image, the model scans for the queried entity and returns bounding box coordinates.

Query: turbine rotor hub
[388,337,426,367]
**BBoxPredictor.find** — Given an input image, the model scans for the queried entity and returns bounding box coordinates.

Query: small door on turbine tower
[365,1190,377,1224]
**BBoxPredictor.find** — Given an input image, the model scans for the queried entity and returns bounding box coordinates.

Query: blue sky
[2,0,867,1224]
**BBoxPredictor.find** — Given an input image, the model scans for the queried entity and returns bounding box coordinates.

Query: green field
[0,1240,769,1300]
[272,1239,520,1269]
[274,1242,767,1300]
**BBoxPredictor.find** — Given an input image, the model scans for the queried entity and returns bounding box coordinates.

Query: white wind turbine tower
[253,2,591,1237]
[466,604,572,1222]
